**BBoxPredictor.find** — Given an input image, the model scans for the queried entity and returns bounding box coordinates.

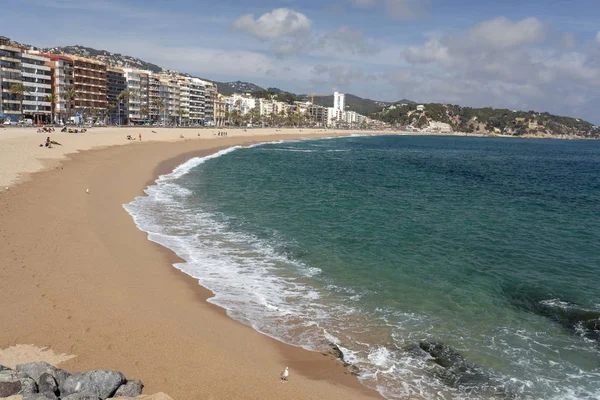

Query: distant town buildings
[0,36,377,128]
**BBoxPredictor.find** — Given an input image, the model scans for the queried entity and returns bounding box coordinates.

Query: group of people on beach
[60,127,87,134]
[37,126,55,133]
[216,131,228,137]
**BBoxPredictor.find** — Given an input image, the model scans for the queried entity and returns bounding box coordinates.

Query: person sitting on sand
[45,137,52,148]
[180,134,184,139]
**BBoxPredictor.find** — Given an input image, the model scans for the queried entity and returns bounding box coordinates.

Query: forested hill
[375,103,600,138]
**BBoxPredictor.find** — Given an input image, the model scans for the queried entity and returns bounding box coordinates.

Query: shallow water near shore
[125,135,600,399]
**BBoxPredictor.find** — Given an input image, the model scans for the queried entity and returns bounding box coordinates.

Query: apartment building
[306,104,327,127]
[0,37,22,119]
[156,74,180,125]
[71,55,107,117]
[106,68,126,124]
[20,52,52,123]
[45,54,74,123]
[177,76,190,125]
[187,77,206,125]
[333,92,345,112]
[121,68,150,123]
[148,74,161,122]
[214,93,226,127]
[139,71,150,122]
[204,81,216,126]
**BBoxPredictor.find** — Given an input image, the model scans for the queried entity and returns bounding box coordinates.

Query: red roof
[41,54,73,62]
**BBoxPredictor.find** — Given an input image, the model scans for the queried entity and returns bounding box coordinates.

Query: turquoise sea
[125,135,600,399]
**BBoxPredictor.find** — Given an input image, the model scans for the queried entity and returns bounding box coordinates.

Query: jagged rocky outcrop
[0,363,155,400]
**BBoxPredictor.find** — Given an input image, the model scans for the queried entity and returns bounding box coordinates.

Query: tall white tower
[333,92,345,112]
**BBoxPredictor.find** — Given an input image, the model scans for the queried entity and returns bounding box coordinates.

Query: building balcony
[22,71,51,79]
[23,100,51,106]
[0,55,20,63]
[23,82,52,90]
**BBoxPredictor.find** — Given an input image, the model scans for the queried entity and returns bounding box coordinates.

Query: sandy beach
[0,126,395,399]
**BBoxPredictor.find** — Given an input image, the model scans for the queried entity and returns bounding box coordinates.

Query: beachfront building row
[118,69,217,126]
[1,37,53,123]
[1,37,219,126]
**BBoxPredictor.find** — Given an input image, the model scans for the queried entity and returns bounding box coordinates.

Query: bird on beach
[4,187,8,191]
[85,188,90,194]
[280,366,289,382]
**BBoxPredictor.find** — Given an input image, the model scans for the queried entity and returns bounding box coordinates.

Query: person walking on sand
[139,133,142,141]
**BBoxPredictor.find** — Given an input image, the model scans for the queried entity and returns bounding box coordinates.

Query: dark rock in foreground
[0,363,150,399]
[37,372,58,395]
[16,361,71,390]
[0,380,23,397]
[60,370,125,400]
[327,342,344,361]
[114,380,144,397]
[0,369,38,396]
[417,341,513,398]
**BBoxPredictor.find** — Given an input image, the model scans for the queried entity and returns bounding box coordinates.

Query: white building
[122,68,151,121]
[228,94,257,115]
[416,104,425,111]
[334,92,345,112]
[260,98,275,117]
[427,121,452,133]
[327,107,343,127]
[21,52,52,122]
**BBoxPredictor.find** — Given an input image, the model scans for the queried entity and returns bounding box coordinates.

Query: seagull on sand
[280,366,289,382]
[4,187,8,191]
[85,188,90,194]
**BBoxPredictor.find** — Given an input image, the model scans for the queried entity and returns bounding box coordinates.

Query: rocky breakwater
[0,362,172,400]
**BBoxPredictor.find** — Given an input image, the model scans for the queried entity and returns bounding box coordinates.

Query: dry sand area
[0,126,394,399]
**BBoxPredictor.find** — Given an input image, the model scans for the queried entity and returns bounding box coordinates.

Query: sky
[3,0,600,123]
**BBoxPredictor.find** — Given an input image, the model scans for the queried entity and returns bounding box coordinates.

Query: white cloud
[405,38,451,65]
[465,17,545,50]
[397,17,600,123]
[232,8,311,41]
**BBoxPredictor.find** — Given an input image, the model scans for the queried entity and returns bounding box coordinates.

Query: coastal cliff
[374,103,600,138]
